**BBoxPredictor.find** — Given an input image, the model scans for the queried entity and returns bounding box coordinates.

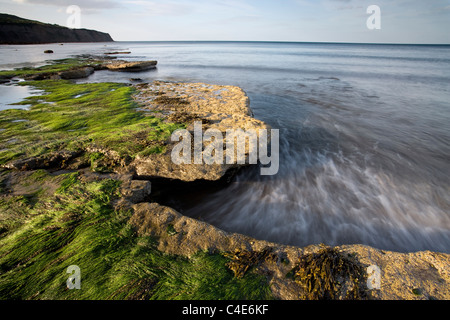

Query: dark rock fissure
[139,166,244,213]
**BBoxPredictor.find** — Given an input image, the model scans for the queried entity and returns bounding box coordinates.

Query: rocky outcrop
[104,60,157,72]
[1,79,265,183]
[130,201,450,300]
[104,51,131,55]
[22,66,95,80]
[0,13,113,44]
[14,58,157,82]
[131,81,270,181]
[59,66,95,79]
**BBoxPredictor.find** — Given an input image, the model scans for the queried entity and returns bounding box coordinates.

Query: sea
[0,41,449,253]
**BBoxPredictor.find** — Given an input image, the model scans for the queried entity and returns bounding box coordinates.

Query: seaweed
[153,96,189,108]
[166,224,178,236]
[0,79,185,167]
[225,247,275,279]
[0,171,272,300]
[292,246,368,300]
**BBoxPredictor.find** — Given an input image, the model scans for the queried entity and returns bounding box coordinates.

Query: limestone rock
[104,60,157,72]
[59,66,94,79]
[22,66,95,81]
[131,81,271,181]
[338,245,450,300]
[120,178,151,203]
[130,202,450,300]
[130,202,259,256]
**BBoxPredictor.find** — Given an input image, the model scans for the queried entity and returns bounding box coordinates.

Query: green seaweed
[0,59,273,300]
[0,58,103,79]
[56,172,79,194]
[0,172,272,300]
[0,79,186,166]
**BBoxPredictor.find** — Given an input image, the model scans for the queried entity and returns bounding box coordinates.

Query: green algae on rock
[0,57,105,80]
[0,169,272,300]
[0,59,276,300]
[0,79,185,172]
[0,58,269,182]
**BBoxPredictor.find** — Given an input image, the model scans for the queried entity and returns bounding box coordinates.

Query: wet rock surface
[131,81,270,181]
[11,57,157,81]
[104,60,157,72]
[59,66,95,79]
[130,201,450,300]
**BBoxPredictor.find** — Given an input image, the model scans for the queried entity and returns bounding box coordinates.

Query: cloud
[211,0,256,13]
[12,0,119,10]
[125,0,194,16]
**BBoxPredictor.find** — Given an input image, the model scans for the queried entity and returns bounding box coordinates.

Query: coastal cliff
[0,13,113,44]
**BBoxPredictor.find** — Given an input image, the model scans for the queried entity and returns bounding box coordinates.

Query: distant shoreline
[2,41,448,47]
[109,40,450,46]
[0,13,114,44]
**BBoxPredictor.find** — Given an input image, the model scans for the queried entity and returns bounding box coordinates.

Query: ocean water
[1,41,449,253]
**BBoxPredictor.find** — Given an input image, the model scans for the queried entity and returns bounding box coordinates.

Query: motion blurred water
[1,41,449,252]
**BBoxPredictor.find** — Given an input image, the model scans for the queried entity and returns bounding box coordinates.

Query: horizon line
[113,40,450,46]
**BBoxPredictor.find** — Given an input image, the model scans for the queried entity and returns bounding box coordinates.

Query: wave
[185,139,450,253]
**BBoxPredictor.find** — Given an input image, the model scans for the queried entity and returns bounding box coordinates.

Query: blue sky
[1,0,449,43]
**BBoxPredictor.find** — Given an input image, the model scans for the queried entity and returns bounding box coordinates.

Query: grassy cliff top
[0,13,114,43]
[0,13,54,26]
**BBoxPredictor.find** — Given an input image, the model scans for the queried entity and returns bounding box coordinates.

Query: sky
[1,0,449,44]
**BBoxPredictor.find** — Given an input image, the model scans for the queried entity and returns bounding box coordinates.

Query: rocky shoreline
[0,57,448,300]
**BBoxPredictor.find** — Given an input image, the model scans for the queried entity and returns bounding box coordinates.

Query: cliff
[0,13,113,44]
